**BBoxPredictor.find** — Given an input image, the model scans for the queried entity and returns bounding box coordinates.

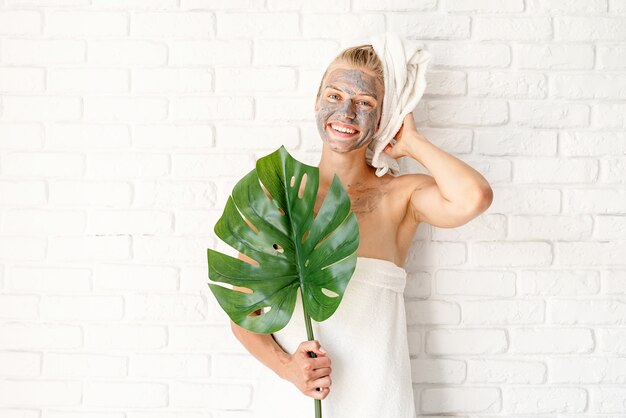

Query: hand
[281,340,332,400]
[383,112,422,159]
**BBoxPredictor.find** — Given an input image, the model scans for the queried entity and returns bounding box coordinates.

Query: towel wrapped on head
[365,32,432,177]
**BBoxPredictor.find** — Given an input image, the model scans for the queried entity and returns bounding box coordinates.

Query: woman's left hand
[383,112,423,159]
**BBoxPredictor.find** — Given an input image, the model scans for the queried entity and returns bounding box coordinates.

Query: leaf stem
[301,287,322,418]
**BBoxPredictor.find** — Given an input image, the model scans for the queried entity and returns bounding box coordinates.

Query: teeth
[330,124,356,134]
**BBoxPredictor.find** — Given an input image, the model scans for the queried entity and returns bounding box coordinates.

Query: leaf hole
[232,285,253,294]
[305,259,309,267]
[277,207,285,216]
[272,243,284,253]
[290,175,296,187]
[298,173,308,199]
[259,179,273,201]
[321,288,339,298]
[301,230,310,243]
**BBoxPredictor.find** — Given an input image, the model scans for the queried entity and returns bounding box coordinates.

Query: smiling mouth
[327,123,360,138]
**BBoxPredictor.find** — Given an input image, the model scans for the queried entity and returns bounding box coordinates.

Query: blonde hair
[315,44,384,101]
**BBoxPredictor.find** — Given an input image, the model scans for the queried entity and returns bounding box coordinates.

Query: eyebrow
[326,84,378,101]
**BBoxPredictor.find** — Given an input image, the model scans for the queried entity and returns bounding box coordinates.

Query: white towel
[365,31,432,177]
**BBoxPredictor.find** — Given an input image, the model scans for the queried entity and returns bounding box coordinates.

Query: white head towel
[364,32,432,177]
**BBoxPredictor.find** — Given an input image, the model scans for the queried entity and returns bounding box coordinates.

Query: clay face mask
[315,66,383,152]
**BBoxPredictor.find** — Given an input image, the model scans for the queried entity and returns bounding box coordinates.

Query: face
[315,65,383,152]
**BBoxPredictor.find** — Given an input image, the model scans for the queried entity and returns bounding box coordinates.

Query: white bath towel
[270,257,415,418]
[365,31,432,177]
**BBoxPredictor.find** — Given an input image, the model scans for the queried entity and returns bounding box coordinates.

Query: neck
[317,143,374,191]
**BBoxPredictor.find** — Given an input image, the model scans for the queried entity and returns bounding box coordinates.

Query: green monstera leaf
[207,145,359,335]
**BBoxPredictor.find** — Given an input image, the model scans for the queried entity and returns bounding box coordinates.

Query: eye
[358,100,373,107]
[328,94,340,100]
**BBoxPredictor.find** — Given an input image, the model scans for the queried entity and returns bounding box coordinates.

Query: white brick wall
[0,1,624,417]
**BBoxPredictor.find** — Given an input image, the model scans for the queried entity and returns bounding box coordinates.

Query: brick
[390,14,471,39]
[436,269,515,296]
[133,236,212,263]
[471,241,552,267]
[510,328,594,353]
[600,158,626,184]
[171,153,253,178]
[170,97,252,121]
[170,40,251,65]
[467,359,546,383]
[557,241,626,265]
[0,181,46,207]
[94,264,177,291]
[215,124,299,151]
[49,180,132,208]
[564,188,626,214]
[256,97,315,121]
[2,96,81,121]
[131,353,210,377]
[510,101,589,128]
[264,0,350,13]
[0,10,41,34]
[468,71,547,98]
[519,269,599,295]
[303,13,385,38]
[170,381,252,409]
[84,97,168,122]
[0,295,38,319]
[591,386,626,413]
[404,271,431,298]
[445,0,524,12]
[599,45,626,69]
[185,0,264,8]
[0,68,45,93]
[132,12,213,37]
[432,214,506,241]
[0,351,41,377]
[406,240,466,267]
[598,328,626,355]
[550,299,626,324]
[48,68,128,94]
[46,124,131,149]
[353,0,436,11]
[553,74,626,99]
[88,40,167,66]
[86,153,170,178]
[0,323,82,350]
[168,325,246,352]
[3,152,84,178]
[505,387,587,413]
[0,124,43,149]
[1,39,86,65]
[426,329,508,355]
[43,353,127,377]
[550,357,626,383]
[48,236,130,261]
[593,103,626,127]
[255,40,339,66]
[474,17,552,40]
[133,124,213,148]
[474,130,556,156]
[428,100,508,126]
[515,43,594,69]
[0,381,81,406]
[410,358,466,383]
[406,300,460,325]
[84,382,167,407]
[529,0,607,13]
[423,70,466,96]
[421,387,501,414]
[513,158,598,184]
[9,266,91,292]
[1,209,86,235]
[509,215,593,240]
[462,300,545,324]
[88,210,171,234]
[602,270,626,294]
[92,0,177,8]
[47,11,128,36]
[559,131,626,156]
[0,237,46,261]
[430,43,511,68]
[135,69,212,93]
[41,296,124,321]
[218,12,298,38]
[215,67,296,92]
[133,181,217,209]
[85,325,167,350]
[127,294,207,321]
[556,16,626,40]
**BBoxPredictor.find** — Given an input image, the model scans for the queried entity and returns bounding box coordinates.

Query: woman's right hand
[281,340,332,400]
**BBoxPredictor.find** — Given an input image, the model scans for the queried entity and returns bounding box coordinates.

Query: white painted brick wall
[0,1,624,417]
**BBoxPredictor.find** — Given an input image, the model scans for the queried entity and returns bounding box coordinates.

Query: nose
[337,99,356,119]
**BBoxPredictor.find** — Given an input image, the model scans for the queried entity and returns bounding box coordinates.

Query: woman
[230,42,493,416]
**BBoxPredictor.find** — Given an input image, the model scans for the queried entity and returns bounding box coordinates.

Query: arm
[386,113,493,228]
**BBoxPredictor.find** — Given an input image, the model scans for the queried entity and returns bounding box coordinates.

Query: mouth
[326,122,360,139]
